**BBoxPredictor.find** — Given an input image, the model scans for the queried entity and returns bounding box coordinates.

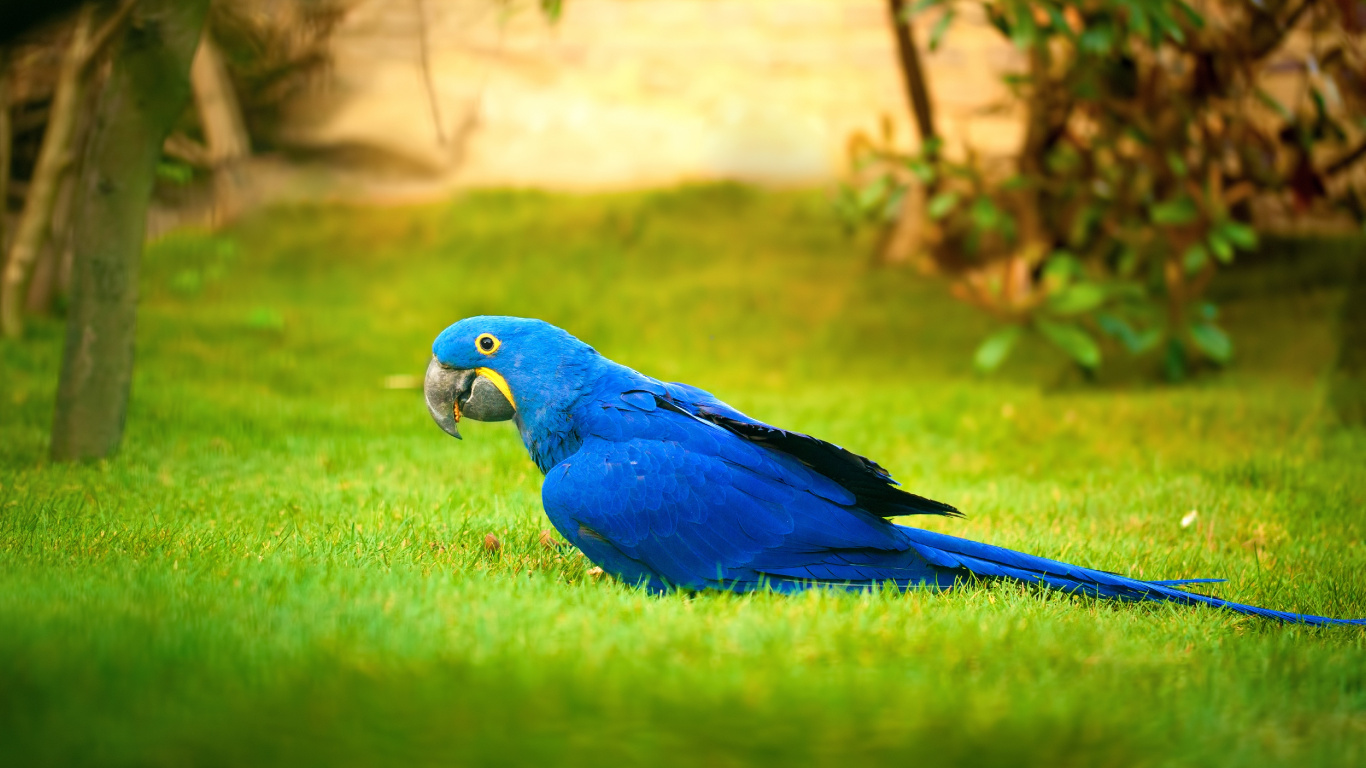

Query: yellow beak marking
[475,367,517,409]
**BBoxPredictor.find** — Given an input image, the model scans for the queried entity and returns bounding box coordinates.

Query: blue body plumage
[427,316,1362,626]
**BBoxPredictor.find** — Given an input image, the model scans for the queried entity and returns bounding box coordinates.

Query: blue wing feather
[646,386,959,517]
[543,403,918,591]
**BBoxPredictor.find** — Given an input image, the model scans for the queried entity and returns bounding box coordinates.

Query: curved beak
[424,357,516,439]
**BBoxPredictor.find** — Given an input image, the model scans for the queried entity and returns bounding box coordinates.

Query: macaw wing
[543,401,926,590]
[652,382,959,518]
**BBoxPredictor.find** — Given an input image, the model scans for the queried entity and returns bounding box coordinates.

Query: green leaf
[1049,283,1106,315]
[1207,231,1233,264]
[1037,320,1102,369]
[539,0,563,22]
[1131,328,1162,353]
[1189,321,1232,363]
[1096,311,1129,338]
[906,158,936,184]
[1010,0,1039,48]
[1044,4,1072,37]
[974,326,1023,372]
[856,176,890,212]
[1183,244,1208,273]
[1149,4,1183,44]
[929,9,956,50]
[1167,151,1188,178]
[1042,252,1080,291]
[1174,0,1205,29]
[1127,0,1152,44]
[1151,196,1198,226]
[1219,221,1258,251]
[1079,22,1114,54]
[1099,311,1160,354]
[970,196,1001,231]
[928,191,960,220]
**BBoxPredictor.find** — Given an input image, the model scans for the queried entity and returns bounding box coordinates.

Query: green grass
[2,185,1364,767]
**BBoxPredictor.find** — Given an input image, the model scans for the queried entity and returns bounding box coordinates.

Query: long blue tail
[901,526,1365,626]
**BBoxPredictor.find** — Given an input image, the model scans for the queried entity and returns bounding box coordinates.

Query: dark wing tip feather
[683,405,961,518]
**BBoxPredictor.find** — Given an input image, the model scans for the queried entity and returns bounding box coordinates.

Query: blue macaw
[425,316,1362,626]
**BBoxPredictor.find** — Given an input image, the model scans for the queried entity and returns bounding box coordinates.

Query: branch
[162,132,211,167]
[1249,0,1317,59]
[1280,0,1317,33]
[1326,139,1366,178]
[887,0,937,146]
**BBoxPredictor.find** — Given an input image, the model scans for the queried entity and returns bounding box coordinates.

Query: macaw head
[425,316,597,439]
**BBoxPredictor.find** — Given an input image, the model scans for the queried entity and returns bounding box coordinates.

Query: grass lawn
[2,185,1364,767]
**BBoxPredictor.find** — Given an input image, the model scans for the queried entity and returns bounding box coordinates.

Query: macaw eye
[476,333,500,355]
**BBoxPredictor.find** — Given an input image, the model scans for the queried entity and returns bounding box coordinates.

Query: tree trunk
[189,29,251,224]
[50,0,210,462]
[880,0,938,266]
[1,6,92,338]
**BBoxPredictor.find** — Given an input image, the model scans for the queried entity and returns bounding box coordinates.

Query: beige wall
[283,0,1024,190]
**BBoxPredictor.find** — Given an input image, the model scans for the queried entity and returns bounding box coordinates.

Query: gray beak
[423,356,516,439]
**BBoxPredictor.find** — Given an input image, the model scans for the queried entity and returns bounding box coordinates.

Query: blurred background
[0,0,1360,456]
[1,1,1363,438]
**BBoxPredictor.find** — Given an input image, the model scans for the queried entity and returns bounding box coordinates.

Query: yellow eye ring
[475,333,501,355]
